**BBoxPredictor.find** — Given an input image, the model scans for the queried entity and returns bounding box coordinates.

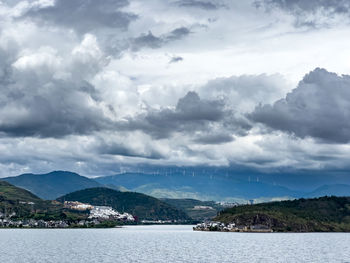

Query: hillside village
[0,201,135,228]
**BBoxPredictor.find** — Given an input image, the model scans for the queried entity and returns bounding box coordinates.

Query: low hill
[3,171,101,200]
[161,198,222,221]
[0,181,87,221]
[306,184,350,198]
[57,187,191,221]
[215,196,350,232]
[0,181,41,203]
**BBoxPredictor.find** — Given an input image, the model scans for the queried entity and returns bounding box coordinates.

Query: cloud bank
[0,0,350,177]
[256,0,350,27]
[251,68,350,143]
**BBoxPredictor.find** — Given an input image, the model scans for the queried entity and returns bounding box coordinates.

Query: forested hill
[57,187,191,221]
[161,198,222,221]
[0,181,87,221]
[215,196,350,232]
[0,181,41,203]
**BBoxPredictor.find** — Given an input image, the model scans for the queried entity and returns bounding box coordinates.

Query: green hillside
[0,181,88,221]
[215,196,350,232]
[161,198,222,221]
[0,181,41,203]
[57,187,191,221]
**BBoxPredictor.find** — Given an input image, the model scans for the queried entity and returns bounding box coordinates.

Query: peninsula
[194,196,350,232]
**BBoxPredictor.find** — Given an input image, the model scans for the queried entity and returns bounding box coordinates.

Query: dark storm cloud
[193,133,234,144]
[256,0,350,14]
[255,0,350,27]
[0,39,252,142]
[0,79,114,138]
[176,91,224,121]
[22,0,137,33]
[166,27,191,41]
[131,27,191,51]
[119,91,250,140]
[0,56,14,87]
[96,141,164,159]
[251,68,350,143]
[0,42,115,138]
[131,31,164,50]
[120,91,226,138]
[169,56,184,63]
[176,0,222,10]
[0,53,251,142]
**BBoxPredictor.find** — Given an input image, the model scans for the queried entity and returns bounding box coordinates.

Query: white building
[88,206,135,222]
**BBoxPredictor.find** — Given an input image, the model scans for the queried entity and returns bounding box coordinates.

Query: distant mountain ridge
[306,184,350,198]
[95,172,304,202]
[2,171,101,200]
[2,170,350,202]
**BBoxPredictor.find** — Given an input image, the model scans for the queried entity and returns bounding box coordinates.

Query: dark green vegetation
[57,187,191,221]
[0,181,88,221]
[0,180,41,203]
[215,196,350,232]
[161,198,222,221]
[3,171,101,200]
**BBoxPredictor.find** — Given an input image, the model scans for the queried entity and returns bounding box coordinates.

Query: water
[0,225,349,263]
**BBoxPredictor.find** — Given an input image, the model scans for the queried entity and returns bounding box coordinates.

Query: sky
[1,0,350,177]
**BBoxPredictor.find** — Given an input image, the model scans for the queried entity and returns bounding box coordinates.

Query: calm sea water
[0,225,349,263]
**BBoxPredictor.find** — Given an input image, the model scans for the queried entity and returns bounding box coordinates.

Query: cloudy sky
[1,0,350,177]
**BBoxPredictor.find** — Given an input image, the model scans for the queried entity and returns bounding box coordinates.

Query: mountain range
[2,170,350,202]
[2,170,350,224]
[3,171,101,200]
[95,172,302,202]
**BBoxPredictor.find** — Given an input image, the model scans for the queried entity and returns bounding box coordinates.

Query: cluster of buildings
[0,211,15,218]
[0,210,93,228]
[0,218,69,228]
[193,222,273,233]
[88,206,135,221]
[217,202,239,208]
[216,200,257,208]
[140,219,176,224]
[0,217,119,228]
[64,201,93,211]
[64,201,135,222]
[193,205,214,210]
[19,201,35,205]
